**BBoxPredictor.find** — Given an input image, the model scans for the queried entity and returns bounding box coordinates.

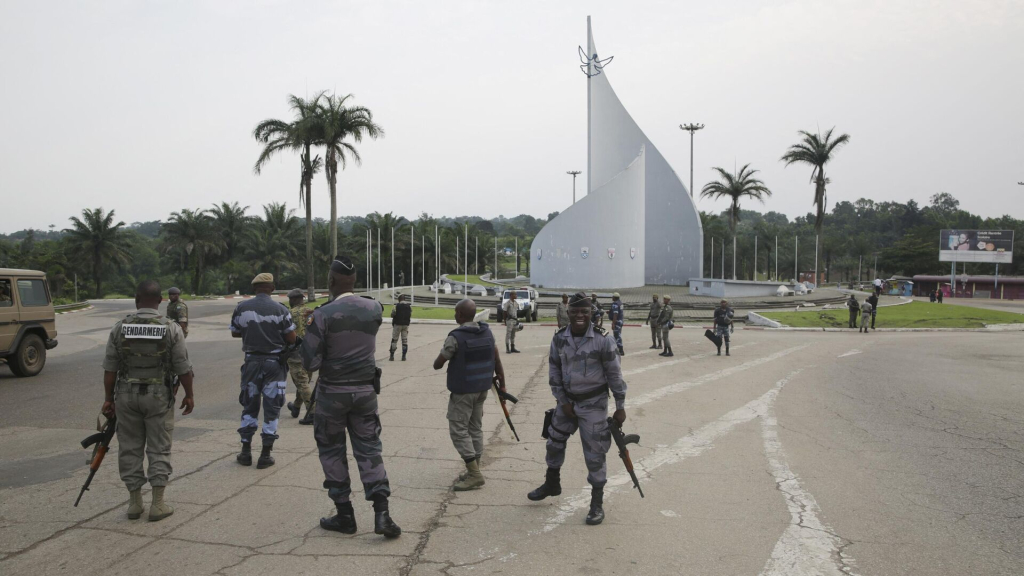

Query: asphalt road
[0,299,1021,575]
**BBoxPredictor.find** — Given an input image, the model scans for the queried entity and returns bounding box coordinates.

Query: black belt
[564,384,609,402]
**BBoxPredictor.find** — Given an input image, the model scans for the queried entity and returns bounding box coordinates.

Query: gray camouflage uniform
[301,293,391,505]
[502,298,518,349]
[648,300,663,347]
[545,326,627,487]
[102,309,192,491]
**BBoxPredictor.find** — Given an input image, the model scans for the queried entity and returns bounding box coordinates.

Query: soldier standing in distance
[432,299,507,491]
[846,294,860,329]
[609,292,625,356]
[866,291,879,330]
[502,291,520,353]
[302,256,401,538]
[389,294,412,361]
[230,273,296,469]
[101,280,194,521]
[590,293,604,328]
[713,299,734,356]
[285,288,315,425]
[658,295,674,357]
[165,287,188,338]
[556,293,570,330]
[528,292,626,525]
[647,294,662,349]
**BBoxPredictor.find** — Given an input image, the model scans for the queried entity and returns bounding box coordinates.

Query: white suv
[496,288,539,323]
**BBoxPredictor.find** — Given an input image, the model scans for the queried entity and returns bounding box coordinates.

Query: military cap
[168,286,181,295]
[612,292,620,298]
[330,256,356,275]
[664,294,672,301]
[287,288,304,299]
[397,294,407,301]
[569,292,591,308]
[251,272,274,285]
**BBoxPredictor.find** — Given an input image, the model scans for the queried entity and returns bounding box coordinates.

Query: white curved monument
[530,17,703,289]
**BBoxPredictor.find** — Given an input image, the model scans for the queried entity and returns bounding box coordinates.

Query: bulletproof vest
[317,295,382,385]
[446,323,496,394]
[393,303,412,326]
[116,314,172,386]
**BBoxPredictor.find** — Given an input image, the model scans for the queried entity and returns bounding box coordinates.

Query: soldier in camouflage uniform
[647,294,662,349]
[658,295,674,357]
[502,291,520,353]
[101,280,194,521]
[528,292,627,526]
[301,256,401,538]
[285,288,315,425]
[165,287,188,338]
[609,292,625,356]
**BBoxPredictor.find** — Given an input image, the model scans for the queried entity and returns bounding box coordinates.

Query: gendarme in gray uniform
[545,325,627,487]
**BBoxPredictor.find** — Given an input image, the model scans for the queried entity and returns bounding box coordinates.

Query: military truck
[0,268,58,377]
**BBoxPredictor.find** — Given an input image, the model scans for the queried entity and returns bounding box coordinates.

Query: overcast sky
[2,0,1022,234]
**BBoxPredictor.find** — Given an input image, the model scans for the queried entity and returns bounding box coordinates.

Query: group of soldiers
[95,256,631,535]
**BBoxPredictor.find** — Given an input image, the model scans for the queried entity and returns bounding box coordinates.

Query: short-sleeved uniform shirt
[230,293,295,354]
[102,308,192,376]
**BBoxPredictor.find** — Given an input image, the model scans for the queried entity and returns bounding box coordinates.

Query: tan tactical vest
[115,314,173,386]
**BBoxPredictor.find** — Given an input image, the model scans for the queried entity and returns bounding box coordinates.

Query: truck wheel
[532,308,539,322]
[12,334,46,377]
[496,308,503,323]
[524,307,532,322]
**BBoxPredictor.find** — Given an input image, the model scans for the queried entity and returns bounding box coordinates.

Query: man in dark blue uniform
[609,292,625,356]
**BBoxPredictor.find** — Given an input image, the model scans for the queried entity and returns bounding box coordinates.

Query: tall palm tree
[160,209,225,294]
[64,208,132,298]
[780,127,851,236]
[253,93,324,301]
[701,164,772,279]
[316,93,384,263]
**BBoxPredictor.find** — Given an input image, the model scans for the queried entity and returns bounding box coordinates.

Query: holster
[541,408,554,439]
[373,367,382,395]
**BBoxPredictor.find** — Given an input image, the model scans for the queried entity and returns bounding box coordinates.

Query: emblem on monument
[630,248,637,259]
[536,248,542,260]
[581,247,589,259]
[608,248,615,259]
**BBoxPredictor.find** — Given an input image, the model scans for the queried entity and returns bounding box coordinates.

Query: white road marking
[621,344,754,376]
[537,369,803,532]
[628,346,808,409]
[759,407,859,576]
[837,349,862,358]
[660,510,679,518]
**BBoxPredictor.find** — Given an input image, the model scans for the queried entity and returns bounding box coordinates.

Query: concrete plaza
[0,299,1021,575]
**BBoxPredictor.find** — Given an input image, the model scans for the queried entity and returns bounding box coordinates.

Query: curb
[56,305,94,315]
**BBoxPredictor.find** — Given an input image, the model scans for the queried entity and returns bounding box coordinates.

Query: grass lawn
[762,301,1024,329]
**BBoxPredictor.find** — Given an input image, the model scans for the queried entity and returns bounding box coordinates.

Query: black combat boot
[506,345,511,354]
[287,401,301,418]
[664,346,674,357]
[717,344,722,356]
[389,349,395,361]
[299,407,314,425]
[511,346,520,353]
[371,496,402,538]
[401,345,408,361]
[320,501,357,534]
[585,486,605,525]
[725,343,730,356]
[236,442,252,466]
[617,346,625,356]
[527,467,562,501]
[257,443,275,469]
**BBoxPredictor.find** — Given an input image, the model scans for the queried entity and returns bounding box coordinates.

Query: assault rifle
[74,416,117,507]
[492,378,520,442]
[608,417,644,498]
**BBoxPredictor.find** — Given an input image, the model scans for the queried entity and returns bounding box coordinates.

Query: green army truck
[0,268,58,377]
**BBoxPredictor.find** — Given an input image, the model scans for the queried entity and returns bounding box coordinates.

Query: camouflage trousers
[650,323,662,347]
[286,356,314,410]
[714,324,731,343]
[612,319,624,349]
[544,396,611,487]
[448,390,488,462]
[238,356,287,444]
[661,325,672,349]
[389,324,409,353]
[505,319,517,348]
[115,382,174,491]
[314,388,391,504]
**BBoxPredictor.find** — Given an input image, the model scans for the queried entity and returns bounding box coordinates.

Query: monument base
[689,279,798,299]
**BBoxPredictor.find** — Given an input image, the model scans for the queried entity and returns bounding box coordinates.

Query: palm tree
[64,208,132,298]
[253,93,324,301]
[210,201,251,262]
[701,164,772,280]
[160,209,225,294]
[245,203,302,281]
[315,93,384,263]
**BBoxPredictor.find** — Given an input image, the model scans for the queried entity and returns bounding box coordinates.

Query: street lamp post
[567,171,582,204]
[679,123,705,198]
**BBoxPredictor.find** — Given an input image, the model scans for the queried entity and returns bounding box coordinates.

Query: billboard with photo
[939,230,1014,263]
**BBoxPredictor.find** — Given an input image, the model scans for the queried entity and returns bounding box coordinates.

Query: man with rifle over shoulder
[88,280,194,521]
[433,299,510,491]
[528,292,627,526]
